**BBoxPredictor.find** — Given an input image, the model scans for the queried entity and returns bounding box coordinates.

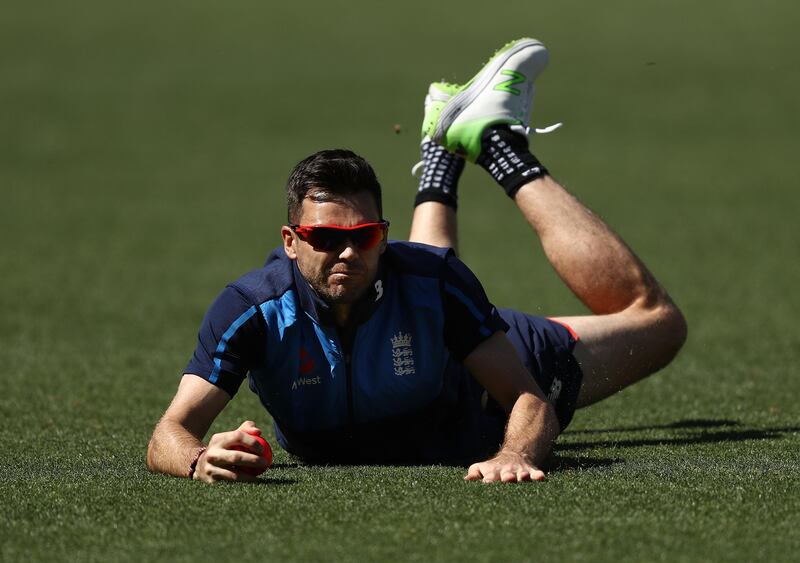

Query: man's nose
[338,240,359,260]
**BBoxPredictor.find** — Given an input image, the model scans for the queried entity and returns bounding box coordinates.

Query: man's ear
[281,226,298,260]
[378,226,389,254]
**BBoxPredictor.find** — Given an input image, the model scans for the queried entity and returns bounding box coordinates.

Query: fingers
[209,427,265,456]
[194,462,258,484]
[219,447,267,469]
[464,463,484,481]
[195,424,270,483]
[501,468,519,483]
[236,432,267,456]
[194,447,263,484]
[238,420,263,436]
[481,466,502,483]
[463,455,547,484]
[464,463,505,483]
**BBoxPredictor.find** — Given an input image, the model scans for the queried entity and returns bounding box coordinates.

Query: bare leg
[513,176,687,407]
[408,201,459,254]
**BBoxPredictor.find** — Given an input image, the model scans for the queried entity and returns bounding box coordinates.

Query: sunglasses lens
[350,224,385,250]
[295,223,386,251]
[305,228,347,251]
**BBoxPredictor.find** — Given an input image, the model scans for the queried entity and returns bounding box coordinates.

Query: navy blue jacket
[186,241,509,463]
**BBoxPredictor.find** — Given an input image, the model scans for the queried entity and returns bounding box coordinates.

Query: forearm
[499,392,560,466]
[146,417,206,478]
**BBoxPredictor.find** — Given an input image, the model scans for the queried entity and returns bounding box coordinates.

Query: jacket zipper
[336,323,357,437]
[345,352,355,431]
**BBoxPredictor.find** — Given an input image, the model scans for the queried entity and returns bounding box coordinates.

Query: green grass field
[2,1,799,561]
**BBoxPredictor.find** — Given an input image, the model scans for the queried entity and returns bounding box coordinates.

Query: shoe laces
[410,122,564,177]
[511,122,563,135]
[411,160,426,177]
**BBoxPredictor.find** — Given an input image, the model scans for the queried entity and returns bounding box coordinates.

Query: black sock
[414,141,465,210]
[476,125,548,198]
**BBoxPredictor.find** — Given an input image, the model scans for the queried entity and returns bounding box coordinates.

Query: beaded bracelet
[187,446,208,479]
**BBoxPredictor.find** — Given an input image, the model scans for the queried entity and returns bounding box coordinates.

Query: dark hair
[286,149,383,223]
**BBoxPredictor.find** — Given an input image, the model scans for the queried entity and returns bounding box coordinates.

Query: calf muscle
[513,176,687,405]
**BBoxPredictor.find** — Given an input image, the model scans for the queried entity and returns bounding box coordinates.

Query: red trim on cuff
[547,318,580,342]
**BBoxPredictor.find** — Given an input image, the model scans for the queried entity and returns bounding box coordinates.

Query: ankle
[414,141,465,210]
[476,126,548,198]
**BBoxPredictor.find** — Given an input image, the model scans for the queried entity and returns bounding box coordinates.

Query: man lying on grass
[147,38,686,483]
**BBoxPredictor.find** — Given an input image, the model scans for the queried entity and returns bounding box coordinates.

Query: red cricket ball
[232,431,273,476]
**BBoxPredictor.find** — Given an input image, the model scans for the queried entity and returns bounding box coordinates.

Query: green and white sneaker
[423,38,556,162]
[411,82,460,176]
[420,82,460,141]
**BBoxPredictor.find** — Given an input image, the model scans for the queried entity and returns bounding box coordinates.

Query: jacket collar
[291,258,388,328]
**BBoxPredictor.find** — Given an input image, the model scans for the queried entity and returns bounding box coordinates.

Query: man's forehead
[299,191,380,223]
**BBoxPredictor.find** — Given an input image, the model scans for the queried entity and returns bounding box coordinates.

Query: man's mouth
[328,266,363,279]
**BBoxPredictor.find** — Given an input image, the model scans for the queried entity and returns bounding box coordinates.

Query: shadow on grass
[269,463,301,469]
[285,459,461,468]
[278,456,623,474]
[568,418,742,434]
[250,419,795,476]
[560,418,799,451]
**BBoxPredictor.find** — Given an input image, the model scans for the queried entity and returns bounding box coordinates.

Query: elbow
[145,436,157,472]
[145,423,167,473]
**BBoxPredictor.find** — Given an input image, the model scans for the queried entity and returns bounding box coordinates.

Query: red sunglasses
[289,220,389,251]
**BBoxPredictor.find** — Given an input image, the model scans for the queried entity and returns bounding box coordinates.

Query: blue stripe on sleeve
[209,305,258,383]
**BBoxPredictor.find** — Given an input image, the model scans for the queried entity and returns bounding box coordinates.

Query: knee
[652,300,688,367]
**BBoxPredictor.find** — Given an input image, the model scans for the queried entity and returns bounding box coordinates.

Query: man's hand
[193,421,270,484]
[462,333,560,484]
[465,450,546,483]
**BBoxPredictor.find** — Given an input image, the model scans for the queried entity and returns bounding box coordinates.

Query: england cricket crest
[391,332,415,376]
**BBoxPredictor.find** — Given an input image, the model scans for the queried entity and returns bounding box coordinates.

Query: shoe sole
[432,39,546,143]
